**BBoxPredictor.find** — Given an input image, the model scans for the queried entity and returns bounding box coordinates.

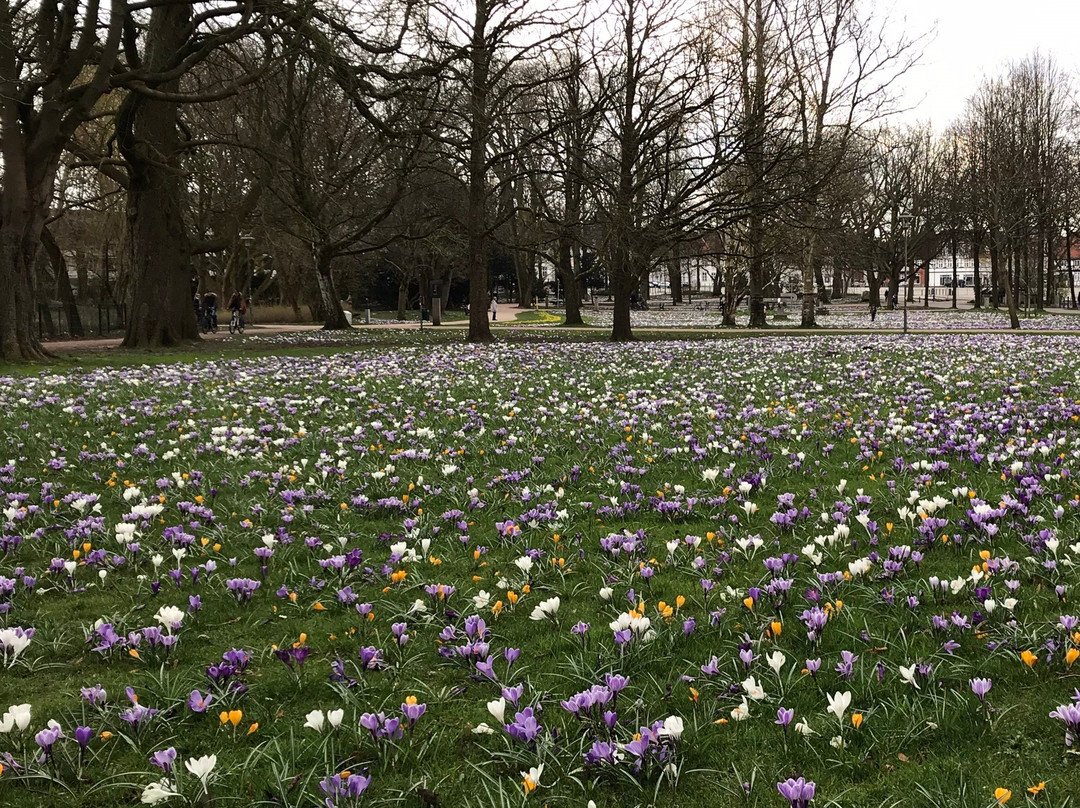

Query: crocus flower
[150,747,177,773]
[402,697,426,727]
[184,753,217,788]
[970,678,992,703]
[521,763,543,795]
[659,715,684,740]
[187,690,213,713]
[141,778,180,805]
[777,776,816,807]
[826,691,851,723]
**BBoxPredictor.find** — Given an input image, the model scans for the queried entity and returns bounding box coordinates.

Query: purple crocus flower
[187,689,213,713]
[35,725,62,759]
[402,700,427,727]
[74,725,94,750]
[1050,703,1080,746]
[970,678,992,703]
[150,747,177,773]
[777,776,816,807]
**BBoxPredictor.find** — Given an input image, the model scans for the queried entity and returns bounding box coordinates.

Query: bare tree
[0,0,124,359]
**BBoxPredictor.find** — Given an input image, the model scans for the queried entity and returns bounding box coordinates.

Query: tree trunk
[42,226,84,337]
[831,259,844,299]
[669,249,682,304]
[315,253,350,330]
[1037,234,1045,310]
[118,0,200,349]
[1001,249,1020,329]
[1068,219,1076,307]
[722,261,737,326]
[814,256,828,305]
[973,236,983,308]
[951,233,958,309]
[397,280,408,320]
[515,252,534,308]
[800,231,817,328]
[558,237,584,326]
[611,274,634,342]
[465,0,493,344]
[989,239,999,308]
[868,271,882,308]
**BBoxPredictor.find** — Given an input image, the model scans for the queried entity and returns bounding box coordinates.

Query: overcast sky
[890,0,1080,129]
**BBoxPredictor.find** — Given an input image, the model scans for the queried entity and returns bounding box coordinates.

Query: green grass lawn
[1,332,1079,807]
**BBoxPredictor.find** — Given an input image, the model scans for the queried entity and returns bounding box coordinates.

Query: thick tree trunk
[119,1,200,349]
[868,272,882,308]
[465,0,493,344]
[315,254,350,330]
[1001,250,1020,329]
[611,275,635,342]
[831,259,844,299]
[0,229,50,359]
[722,262,737,326]
[558,238,584,326]
[668,249,682,304]
[42,226,84,337]
[814,256,828,305]
[515,252,534,308]
[397,280,408,320]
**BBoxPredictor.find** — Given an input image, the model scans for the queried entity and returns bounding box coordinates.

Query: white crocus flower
[140,777,180,804]
[730,699,750,721]
[529,596,560,622]
[826,691,852,722]
[899,664,920,690]
[742,676,767,701]
[766,651,786,676]
[184,754,217,787]
[303,709,325,732]
[154,605,185,630]
[660,715,684,739]
[487,698,506,724]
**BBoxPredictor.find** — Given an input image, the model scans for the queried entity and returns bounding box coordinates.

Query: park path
[39,307,1080,355]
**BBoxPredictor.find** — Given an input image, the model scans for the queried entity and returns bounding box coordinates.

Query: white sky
[889,0,1080,129]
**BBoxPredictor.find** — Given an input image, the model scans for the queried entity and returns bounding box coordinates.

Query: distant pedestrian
[490,296,498,321]
[870,303,877,322]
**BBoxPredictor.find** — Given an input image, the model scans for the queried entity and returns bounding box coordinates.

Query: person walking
[490,296,498,322]
[869,303,877,322]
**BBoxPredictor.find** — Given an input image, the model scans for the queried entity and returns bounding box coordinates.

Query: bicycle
[228,309,244,335]
[202,308,218,334]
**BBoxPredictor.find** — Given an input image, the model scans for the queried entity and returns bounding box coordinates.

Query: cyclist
[227,291,246,333]
[201,291,218,332]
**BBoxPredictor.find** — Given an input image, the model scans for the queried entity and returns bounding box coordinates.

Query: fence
[38,302,127,340]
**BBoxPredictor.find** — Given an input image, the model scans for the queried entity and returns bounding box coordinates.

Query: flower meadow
[3,334,1080,806]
